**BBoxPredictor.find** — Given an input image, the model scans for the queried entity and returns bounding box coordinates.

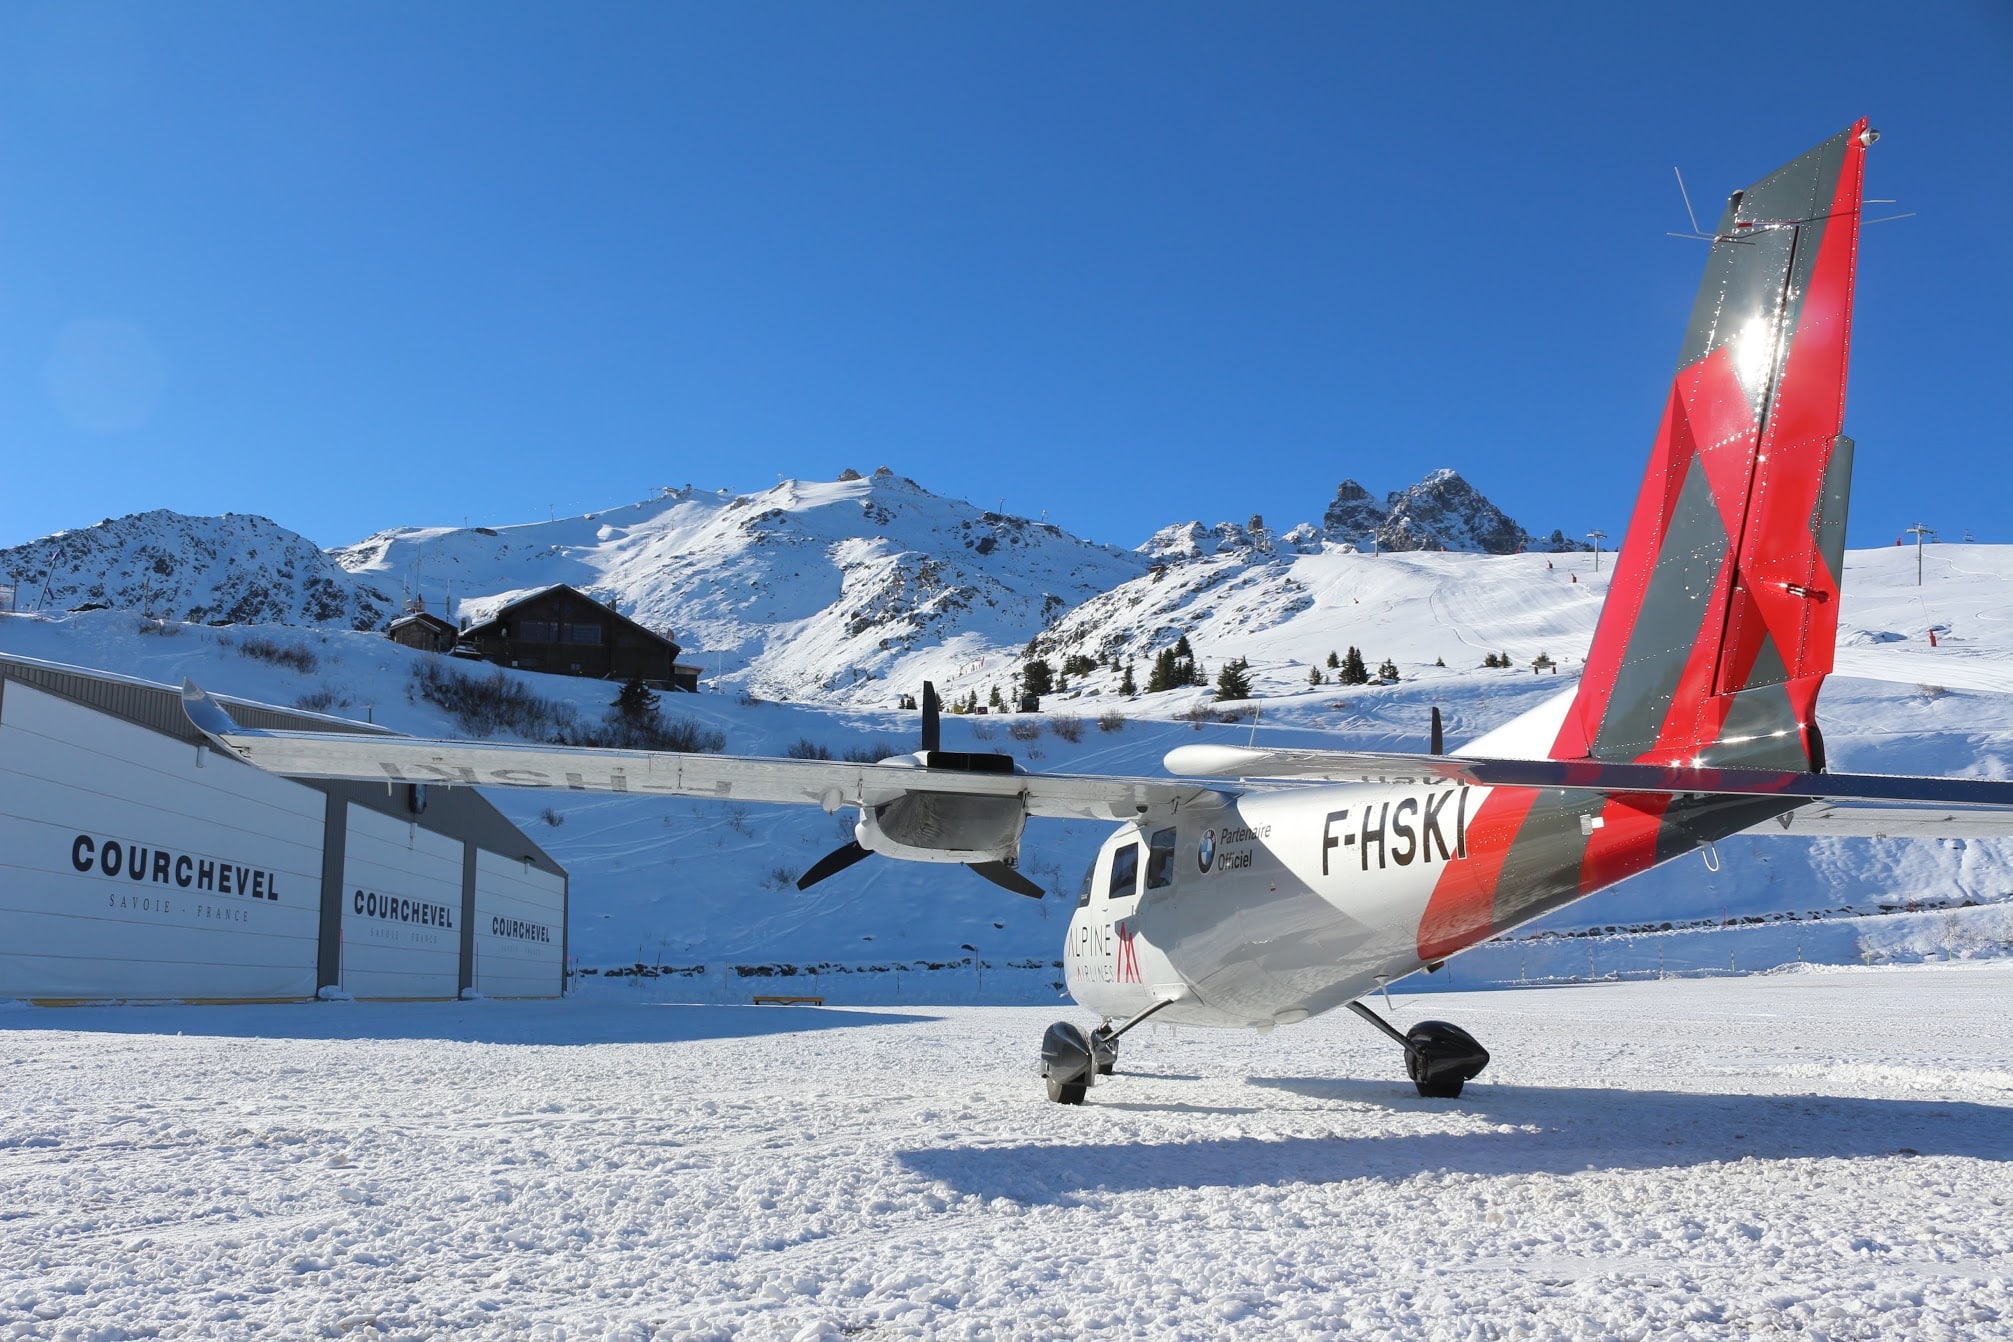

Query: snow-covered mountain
[330,468,1149,704]
[1322,470,1592,554]
[2,466,1590,707]
[0,511,396,630]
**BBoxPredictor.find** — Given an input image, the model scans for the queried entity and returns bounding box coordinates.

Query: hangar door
[339,802,464,999]
[473,849,565,998]
[0,683,324,1001]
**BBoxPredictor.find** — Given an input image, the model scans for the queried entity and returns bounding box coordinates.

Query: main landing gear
[1040,999,1173,1105]
[1347,1001,1489,1098]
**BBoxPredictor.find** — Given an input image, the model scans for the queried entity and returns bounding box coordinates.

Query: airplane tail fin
[1552,120,1873,771]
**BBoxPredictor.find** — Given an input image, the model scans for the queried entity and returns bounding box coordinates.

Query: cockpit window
[1146,827,1176,890]
[1076,858,1096,908]
[1107,842,1140,899]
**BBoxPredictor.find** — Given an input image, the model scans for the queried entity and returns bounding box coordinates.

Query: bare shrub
[135,616,180,637]
[239,636,318,674]
[842,740,900,763]
[539,806,565,828]
[786,738,833,760]
[292,688,351,713]
[1048,714,1084,743]
[969,719,998,741]
[1007,718,1044,742]
[1097,711,1126,733]
[413,660,580,740]
[1178,702,1216,731]
[1918,684,1950,701]
[581,712,726,753]
[760,866,796,892]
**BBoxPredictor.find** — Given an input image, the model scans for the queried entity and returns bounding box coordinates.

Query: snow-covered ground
[4,964,2012,1339]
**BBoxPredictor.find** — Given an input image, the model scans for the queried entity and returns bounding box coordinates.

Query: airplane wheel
[1411,1071,1466,1100]
[1040,1021,1094,1105]
[1405,1020,1489,1100]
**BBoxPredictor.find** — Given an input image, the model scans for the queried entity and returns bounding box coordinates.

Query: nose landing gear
[1039,997,1177,1104]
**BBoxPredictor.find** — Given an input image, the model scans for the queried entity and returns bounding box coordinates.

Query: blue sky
[4,2,2009,554]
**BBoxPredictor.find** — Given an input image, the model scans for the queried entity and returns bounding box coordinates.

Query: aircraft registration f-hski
[185,121,2013,1104]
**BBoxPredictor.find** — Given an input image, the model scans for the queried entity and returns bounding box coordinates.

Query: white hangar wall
[0,655,568,1004]
[339,803,466,1000]
[473,849,566,998]
[0,682,324,1001]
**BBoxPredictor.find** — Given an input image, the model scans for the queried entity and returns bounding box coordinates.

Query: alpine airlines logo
[1115,921,1142,984]
[1197,829,1216,874]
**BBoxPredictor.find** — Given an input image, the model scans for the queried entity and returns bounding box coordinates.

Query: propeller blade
[968,861,1045,899]
[921,681,941,753]
[797,840,873,890]
[1430,706,1443,756]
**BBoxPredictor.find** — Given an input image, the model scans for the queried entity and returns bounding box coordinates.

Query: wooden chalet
[386,598,459,654]
[457,585,699,690]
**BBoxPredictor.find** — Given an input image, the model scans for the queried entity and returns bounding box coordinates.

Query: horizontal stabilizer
[1164,742,2013,813]
[1744,802,2013,839]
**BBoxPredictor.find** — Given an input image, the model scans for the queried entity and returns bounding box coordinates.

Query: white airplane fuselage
[1064,782,1488,1030]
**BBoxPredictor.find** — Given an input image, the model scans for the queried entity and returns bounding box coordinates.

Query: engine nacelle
[856,790,1026,865]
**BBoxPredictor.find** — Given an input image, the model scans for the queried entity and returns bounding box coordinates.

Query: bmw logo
[1197,829,1216,873]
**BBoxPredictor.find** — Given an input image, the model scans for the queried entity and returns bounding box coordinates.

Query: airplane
[182,119,2013,1105]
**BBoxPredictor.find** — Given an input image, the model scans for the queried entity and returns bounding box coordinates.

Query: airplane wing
[182,681,1217,823]
[1161,743,2013,818]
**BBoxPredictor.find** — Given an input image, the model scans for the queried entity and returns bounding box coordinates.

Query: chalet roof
[459,584,677,651]
[389,609,457,634]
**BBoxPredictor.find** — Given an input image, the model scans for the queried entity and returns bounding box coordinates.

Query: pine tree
[1308,665,1324,686]
[988,684,1003,709]
[1023,658,1054,698]
[1173,633,1194,660]
[612,676,660,719]
[1377,657,1400,683]
[1215,658,1253,701]
[1434,656,1445,668]
[1145,647,1179,693]
[1119,662,1137,696]
[1326,650,1341,670]
[1339,646,1370,686]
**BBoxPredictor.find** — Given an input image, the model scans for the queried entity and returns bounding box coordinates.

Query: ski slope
[3,965,2011,1339]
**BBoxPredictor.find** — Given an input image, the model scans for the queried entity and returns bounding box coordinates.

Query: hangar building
[0,653,567,1003]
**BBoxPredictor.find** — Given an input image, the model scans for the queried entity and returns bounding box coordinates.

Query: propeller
[921,680,941,753]
[795,839,872,891]
[796,681,1037,895]
[968,861,1045,899]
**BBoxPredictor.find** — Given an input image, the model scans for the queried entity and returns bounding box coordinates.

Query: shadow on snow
[901,1077,2013,1202]
[0,998,937,1046]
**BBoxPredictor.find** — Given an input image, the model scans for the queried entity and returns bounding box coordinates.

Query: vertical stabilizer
[1553,121,1871,770]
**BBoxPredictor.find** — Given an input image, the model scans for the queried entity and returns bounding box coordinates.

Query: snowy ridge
[0,510,395,630]
[331,468,1147,705]
[4,466,1589,707]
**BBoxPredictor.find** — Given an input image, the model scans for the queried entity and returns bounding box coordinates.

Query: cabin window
[568,624,603,645]
[519,620,559,642]
[1146,827,1176,890]
[1107,842,1140,899]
